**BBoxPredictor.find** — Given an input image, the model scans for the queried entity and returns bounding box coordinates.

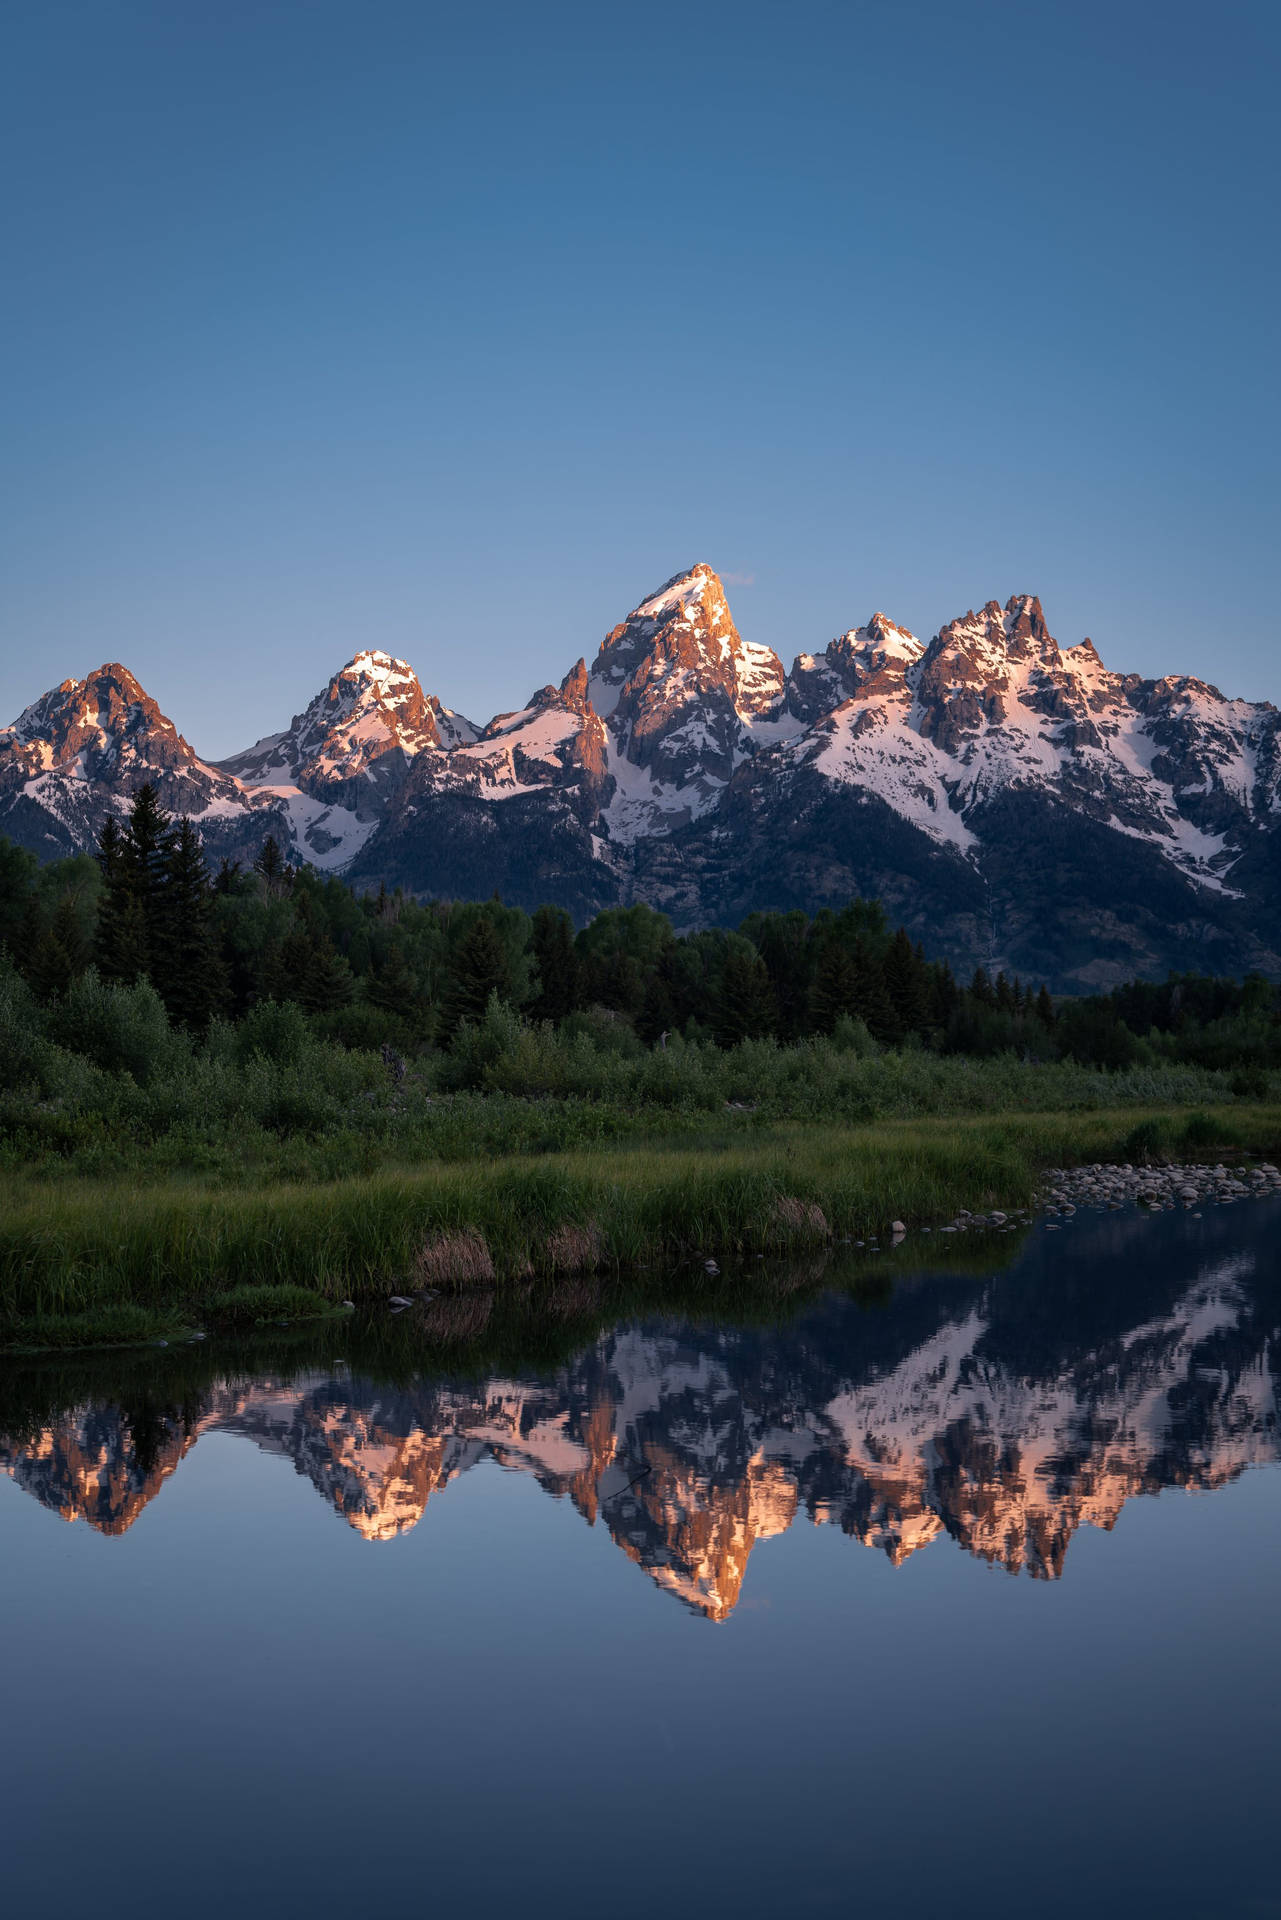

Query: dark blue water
[3,1199,1279,1919]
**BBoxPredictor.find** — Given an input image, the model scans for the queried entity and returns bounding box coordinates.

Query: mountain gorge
[5,565,1279,988]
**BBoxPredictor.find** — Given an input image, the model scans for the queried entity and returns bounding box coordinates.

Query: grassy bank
[3,1102,1278,1340]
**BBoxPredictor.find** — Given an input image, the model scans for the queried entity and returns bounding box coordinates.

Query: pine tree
[1036,984,1056,1026]
[715,948,776,1046]
[156,819,228,1028]
[441,914,512,1037]
[883,927,931,1037]
[125,784,176,959]
[995,971,1015,1014]
[530,904,580,1022]
[850,938,899,1044]
[254,835,287,895]
[95,813,149,982]
[809,941,859,1033]
[300,938,355,1013]
[366,943,422,1019]
[970,965,995,1007]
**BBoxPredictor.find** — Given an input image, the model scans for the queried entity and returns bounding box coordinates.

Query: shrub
[235,998,310,1067]
[45,970,183,1083]
[1122,1117,1171,1164]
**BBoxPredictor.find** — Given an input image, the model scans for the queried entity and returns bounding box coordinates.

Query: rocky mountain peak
[221,649,476,809]
[787,612,923,723]
[0,661,267,862]
[586,566,786,838]
[6,662,191,775]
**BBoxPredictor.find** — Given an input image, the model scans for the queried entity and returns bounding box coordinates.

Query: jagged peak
[632,562,724,622]
[325,649,422,702]
[929,592,1059,663]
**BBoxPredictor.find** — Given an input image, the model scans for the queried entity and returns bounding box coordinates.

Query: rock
[890,1220,906,1235]
[704,1260,720,1274]
[388,1295,414,1308]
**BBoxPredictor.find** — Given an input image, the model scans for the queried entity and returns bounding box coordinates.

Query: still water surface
[2,1200,1279,1919]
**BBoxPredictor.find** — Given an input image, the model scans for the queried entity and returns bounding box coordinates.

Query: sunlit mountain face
[5,1205,1278,1620]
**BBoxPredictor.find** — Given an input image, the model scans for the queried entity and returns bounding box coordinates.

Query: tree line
[1,784,1278,1071]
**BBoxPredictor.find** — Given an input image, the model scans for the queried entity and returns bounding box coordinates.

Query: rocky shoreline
[912,1158,1281,1239]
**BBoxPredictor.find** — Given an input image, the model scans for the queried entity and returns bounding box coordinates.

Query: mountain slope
[6,570,1280,985]
[0,663,278,863]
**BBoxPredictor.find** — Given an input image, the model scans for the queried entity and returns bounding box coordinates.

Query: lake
[2,1197,1279,1919]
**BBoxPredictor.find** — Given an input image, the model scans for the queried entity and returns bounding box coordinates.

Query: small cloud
[722,570,756,587]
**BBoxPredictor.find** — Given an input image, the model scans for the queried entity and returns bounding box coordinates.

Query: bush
[235,998,310,1067]
[45,970,183,1083]
[1121,1117,1171,1164]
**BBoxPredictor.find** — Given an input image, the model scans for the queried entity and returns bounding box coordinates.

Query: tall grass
[4,1104,1277,1325]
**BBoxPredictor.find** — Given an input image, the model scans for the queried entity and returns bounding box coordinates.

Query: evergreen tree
[530,904,580,1022]
[366,943,423,1020]
[1036,984,1056,1026]
[125,784,176,957]
[262,925,317,1004]
[254,835,288,895]
[883,927,931,1037]
[441,914,512,1037]
[715,948,776,1046]
[299,938,355,1013]
[809,941,860,1033]
[156,819,228,1028]
[970,965,995,1007]
[850,938,899,1044]
[995,971,1015,1014]
[95,814,149,983]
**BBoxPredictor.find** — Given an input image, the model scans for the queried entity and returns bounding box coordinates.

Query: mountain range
[4,1208,1277,1617]
[4,564,1279,988]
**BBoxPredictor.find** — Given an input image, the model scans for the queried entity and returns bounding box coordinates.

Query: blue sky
[2,0,1277,756]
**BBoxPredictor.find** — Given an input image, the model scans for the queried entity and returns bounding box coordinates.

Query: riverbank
[4,1101,1280,1350]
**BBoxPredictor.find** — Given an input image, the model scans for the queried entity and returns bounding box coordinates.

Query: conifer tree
[850,938,899,1044]
[263,924,318,1004]
[125,784,176,959]
[884,927,931,1036]
[715,947,776,1046]
[1036,984,1056,1026]
[366,943,422,1018]
[95,813,149,982]
[970,965,995,1007]
[530,904,580,1022]
[809,940,860,1033]
[254,835,287,894]
[441,914,511,1037]
[299,937,355,1013]
[156,819,228,1028]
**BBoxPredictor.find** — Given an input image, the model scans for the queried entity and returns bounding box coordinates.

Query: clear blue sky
[2,0,1277,756]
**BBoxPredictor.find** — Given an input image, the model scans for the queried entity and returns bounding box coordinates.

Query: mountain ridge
[4,565,1280,988]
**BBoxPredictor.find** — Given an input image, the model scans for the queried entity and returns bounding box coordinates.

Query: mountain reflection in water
[4,1199,1278,1619]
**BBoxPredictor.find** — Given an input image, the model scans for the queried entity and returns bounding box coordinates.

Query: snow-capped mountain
[217,648,477,871]
[0,663,275,863]
[4,568,1280,984]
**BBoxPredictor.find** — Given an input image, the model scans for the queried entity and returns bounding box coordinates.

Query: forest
[4,783,1279,1093]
